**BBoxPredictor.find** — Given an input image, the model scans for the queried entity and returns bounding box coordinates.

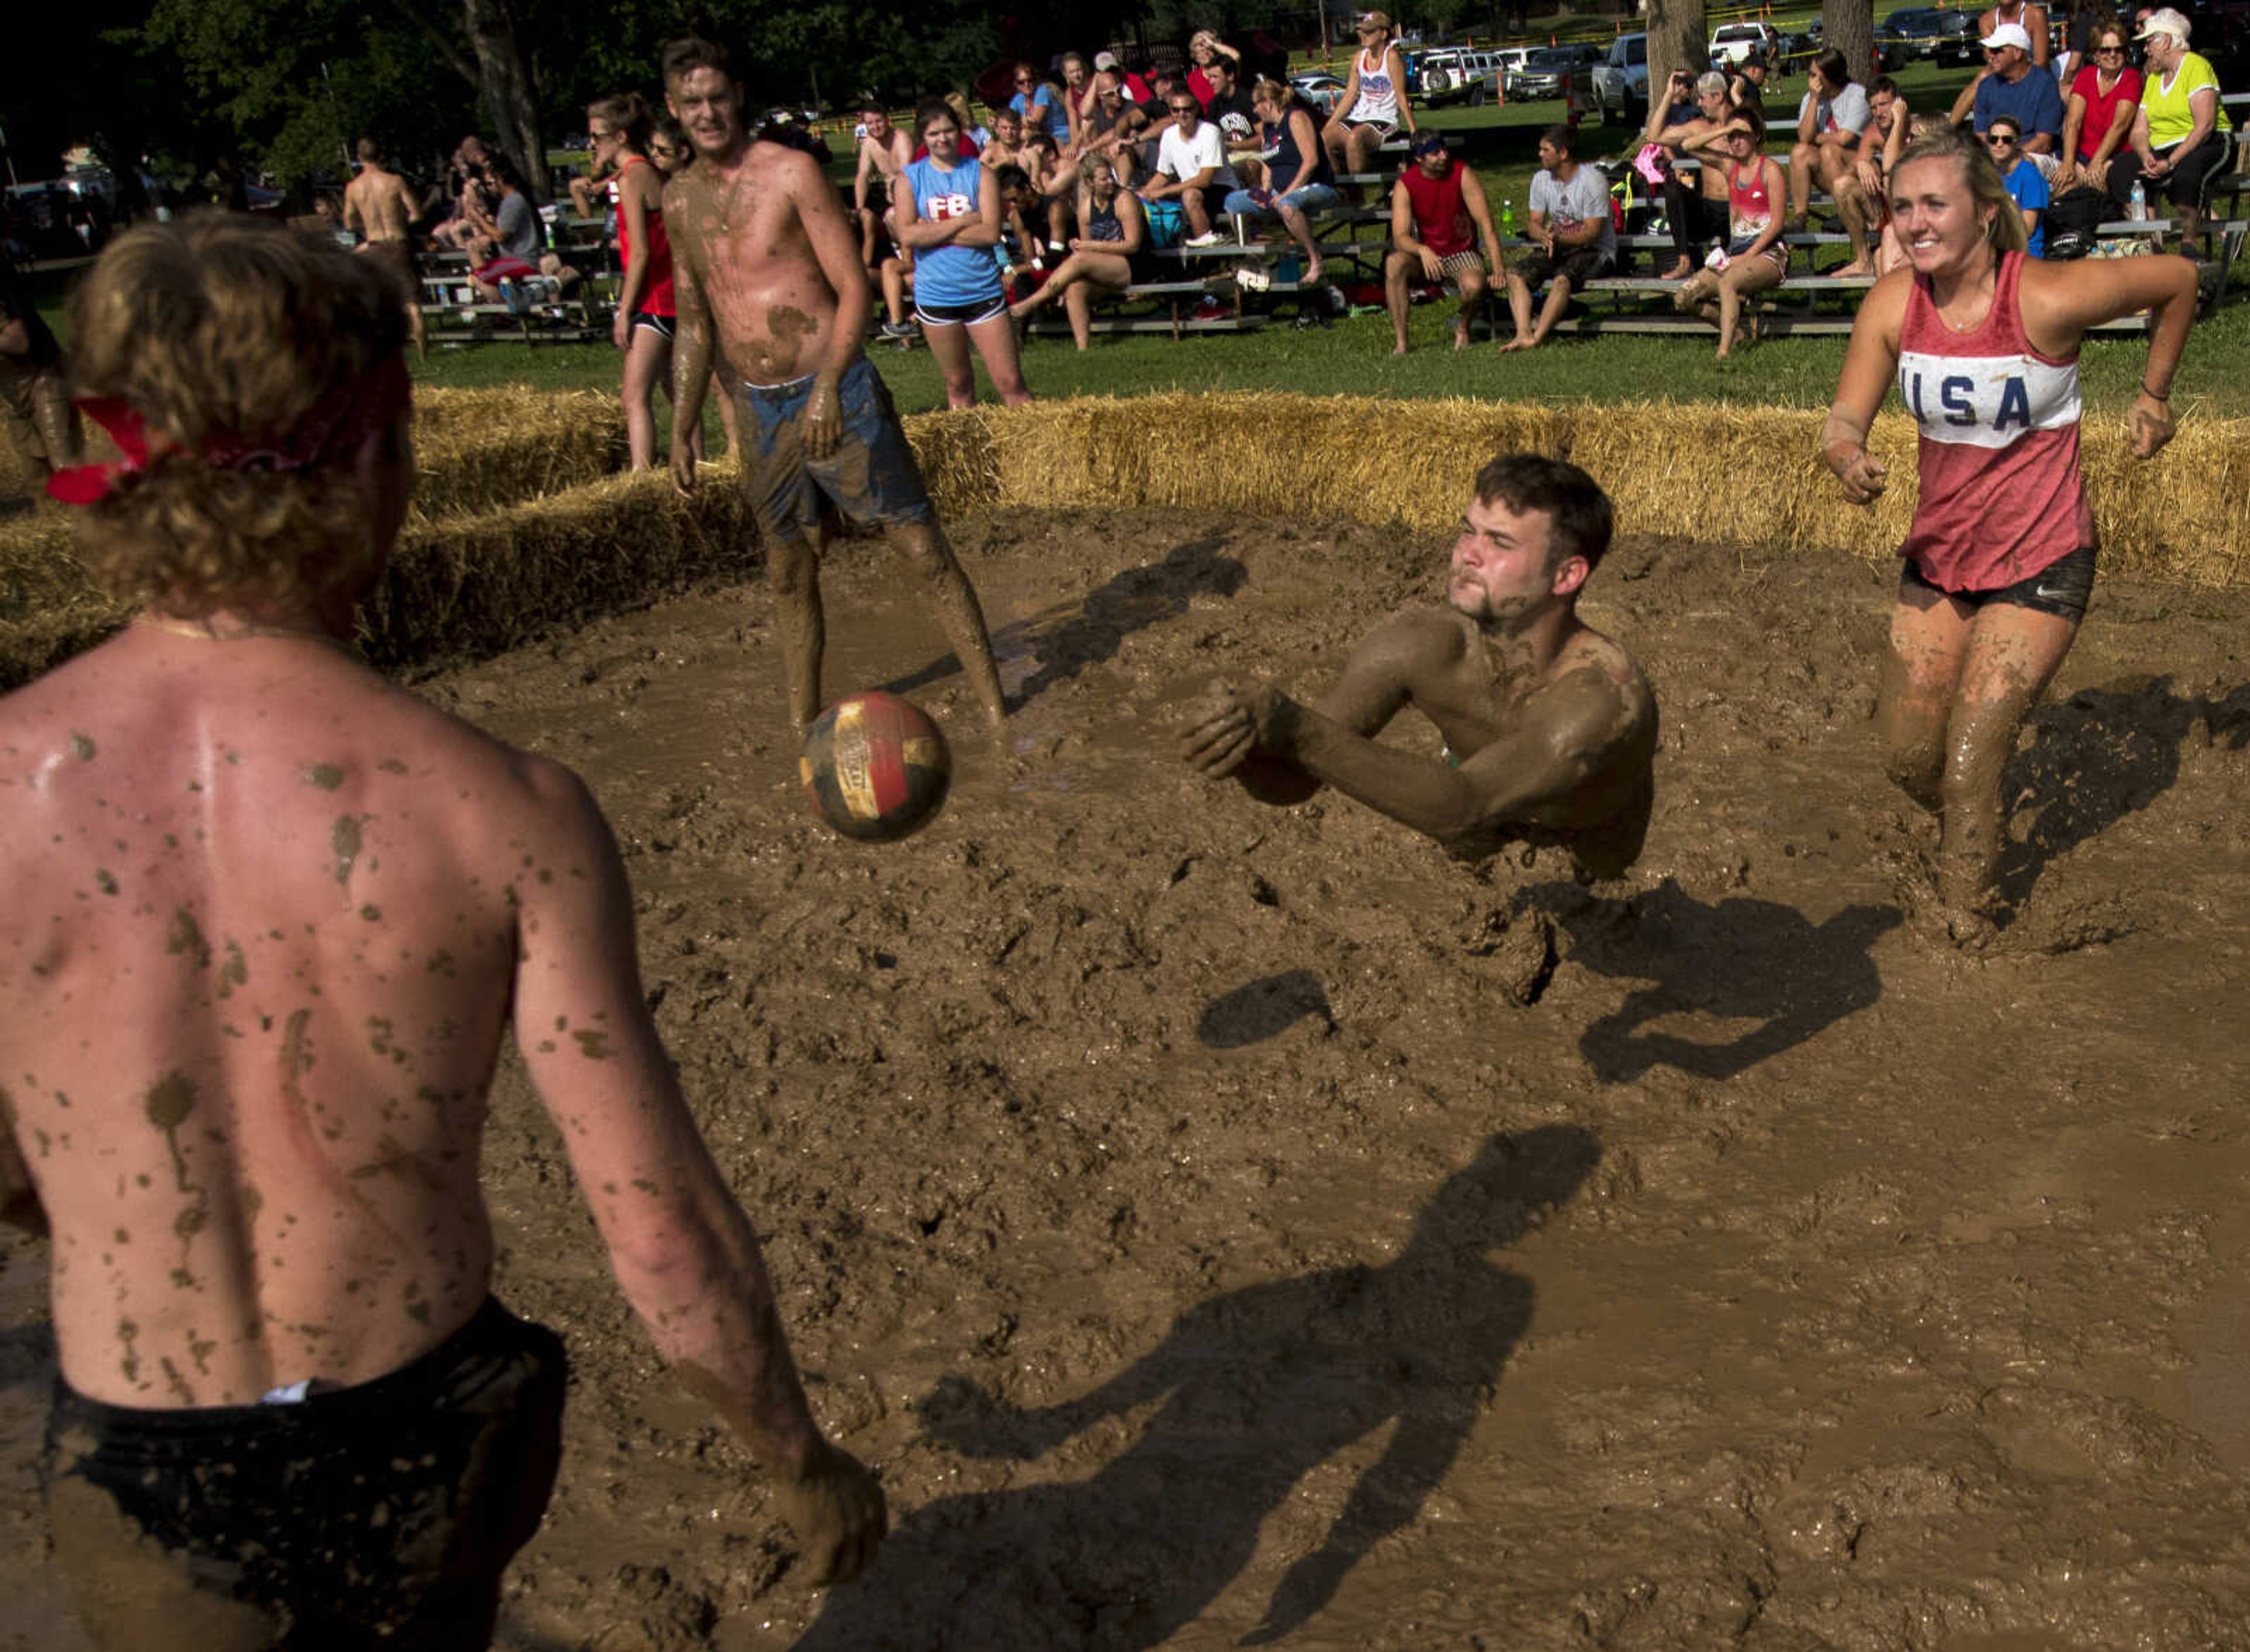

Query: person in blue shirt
[1986,115,2050,255]
[1955,22,2066,153]
[1008,63,1070,144]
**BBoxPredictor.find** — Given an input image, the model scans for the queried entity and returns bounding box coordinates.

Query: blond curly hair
[67,211,409,617]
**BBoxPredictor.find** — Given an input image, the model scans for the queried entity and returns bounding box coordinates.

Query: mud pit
[6,506,2250,1650]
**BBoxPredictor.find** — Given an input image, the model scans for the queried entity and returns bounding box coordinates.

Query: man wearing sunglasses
[1142,94,1238,247]
[1952,23,2064,156]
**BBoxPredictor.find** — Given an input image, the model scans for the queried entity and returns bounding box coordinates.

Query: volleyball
[799,692,953,842]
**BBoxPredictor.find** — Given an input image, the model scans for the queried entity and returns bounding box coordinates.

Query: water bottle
[2128,179,2146,221]
[1502,199,1518,238]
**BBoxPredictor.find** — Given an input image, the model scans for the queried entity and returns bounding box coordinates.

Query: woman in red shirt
[2059,20,2143,200]
[590,93,679,471]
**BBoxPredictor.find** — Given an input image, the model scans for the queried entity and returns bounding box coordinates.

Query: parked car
[1506,43,1599,101]
[1413,46,1506,106]
[1881,6,1980,65]
[1589,33,1649,125]
[1288,70,1348,116]
[1709,21,1782,64]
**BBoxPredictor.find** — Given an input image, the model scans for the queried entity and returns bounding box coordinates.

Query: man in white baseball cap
[1952,16,2064,152]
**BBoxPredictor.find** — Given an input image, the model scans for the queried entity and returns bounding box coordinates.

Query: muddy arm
[509,757,884,1583]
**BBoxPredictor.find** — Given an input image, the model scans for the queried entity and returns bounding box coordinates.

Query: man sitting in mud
[1179,452,1656,880]
[0,213,883,1648]
[660,34,1008,732]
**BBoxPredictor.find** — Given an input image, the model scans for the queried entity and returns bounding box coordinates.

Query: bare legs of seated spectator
[1321,119,1392,193]
[1008,245,1134,349]
[1384,248,1484,353]
[1829,172,1876,277]
[1672,252,1784,359]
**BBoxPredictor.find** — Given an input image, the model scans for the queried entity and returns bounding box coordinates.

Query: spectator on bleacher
[1383,128,1501,353]
[983,109,1030,175]
[1228,77,1343,289]
[1980,0,2054,69]
[2059,19,2143,200]
[1789,49,1879,276]
[1641,69,1737,279]
[853,99,913,259]
[1730,49,1771,115]
[1010,63,1070,145]
[1855,77,1912,201]
[899,97,1033,407]
[1187,31,1246,104]
[343,138,428,360]
[1676,105,1790,358]
[588,94,688,471]
[1324,12,1416,183]
[1142,89,1238,248]
[1953,23,2066,153]
[1983,116,2051,252]
[1018,133,1078,252]
[1500,124,1615,353]
[1088,52,1154,112]
[431,138,493,251]
[2115,7,2232,250]
[465,158,545,296]
[0,274,80,491]
[1083,82,1155,187]
[1058,54,1096,149]
[1201,57,1265,187]
[1008,155,1150,347]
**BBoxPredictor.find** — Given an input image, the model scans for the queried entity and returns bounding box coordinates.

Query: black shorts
[632,309,677,339]
[1512,244,1615,288]
[1903,543,2096,621]
[914,294,1010,327]
[42,1298,567,1650]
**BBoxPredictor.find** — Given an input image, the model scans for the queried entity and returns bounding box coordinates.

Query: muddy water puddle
[11,507,2250,1649]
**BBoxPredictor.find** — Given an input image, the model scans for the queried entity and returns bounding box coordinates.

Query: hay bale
[411,386,625,521]
[363,466,758,672]
[902,395,2250,588]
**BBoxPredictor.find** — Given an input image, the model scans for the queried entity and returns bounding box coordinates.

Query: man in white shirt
[1500,124,1616,353]
[1141,92,1239,246]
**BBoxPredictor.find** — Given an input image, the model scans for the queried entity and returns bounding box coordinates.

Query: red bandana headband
[46,353,411,506]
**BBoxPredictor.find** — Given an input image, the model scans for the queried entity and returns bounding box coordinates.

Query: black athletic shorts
[42,1298,567,1650]
[632,309,677,339]
[913,294,1010,327]
[1903,543,2096,622]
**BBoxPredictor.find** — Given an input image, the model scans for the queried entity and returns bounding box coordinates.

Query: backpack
[2043,185,2106,261]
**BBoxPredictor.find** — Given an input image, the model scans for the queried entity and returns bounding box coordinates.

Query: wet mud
[5,507,2250,1650]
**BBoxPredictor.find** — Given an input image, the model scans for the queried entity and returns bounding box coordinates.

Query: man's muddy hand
[804,374,843,460]
[769,1438,887,1587]
[2129,391,2175,460]
[1178,682,1280,778]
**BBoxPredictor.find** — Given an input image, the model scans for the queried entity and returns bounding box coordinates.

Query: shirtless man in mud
[0,213,883,1648]
[1179,452,1656,880]
[342,137,427,359]
[659,35,1008,733]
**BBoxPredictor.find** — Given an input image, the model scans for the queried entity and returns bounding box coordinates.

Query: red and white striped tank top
[1897,249,2094,592]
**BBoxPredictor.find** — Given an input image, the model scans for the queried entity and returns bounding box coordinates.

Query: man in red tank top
[1384,131,1503,353]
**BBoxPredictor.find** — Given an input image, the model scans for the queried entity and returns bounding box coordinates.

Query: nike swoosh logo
[2033,585,2071,600]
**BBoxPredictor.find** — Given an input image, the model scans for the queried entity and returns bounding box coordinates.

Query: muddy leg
[767,534,827,734]
[1934,601,2080,912]
[887,520,1008,727]
[1875,578,1973,814]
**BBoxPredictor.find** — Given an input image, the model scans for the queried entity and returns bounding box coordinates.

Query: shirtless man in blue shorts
[1,211,884,1649]
[660,35,1009,732]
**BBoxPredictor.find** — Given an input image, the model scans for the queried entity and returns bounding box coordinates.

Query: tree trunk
[1645,0,1710,105]
[1823,0,1877,86]
[460,0,545,199]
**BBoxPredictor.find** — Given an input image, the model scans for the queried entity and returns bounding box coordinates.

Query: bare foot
[1658,258,1693,281]
[1391,339,1410,355]
[1831,259,1877,279]
[1498,336,1537,353]
[1305,262,1324,286]
[1714,337,1734,360]
[1453,321,1470,350]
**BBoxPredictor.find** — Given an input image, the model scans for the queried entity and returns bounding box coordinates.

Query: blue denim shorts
[740,355,936,547]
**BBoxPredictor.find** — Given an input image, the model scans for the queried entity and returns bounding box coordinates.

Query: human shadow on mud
[885,535,1246,709]
[1529,879,1900,1083]
[1196,970,1335,1049]
[1994,677,2250,909]
[0,1319,57,1397]
[792,1125,1599,1652]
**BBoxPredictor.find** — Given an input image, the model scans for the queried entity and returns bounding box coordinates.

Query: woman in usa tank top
[1820,127,2196,938]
